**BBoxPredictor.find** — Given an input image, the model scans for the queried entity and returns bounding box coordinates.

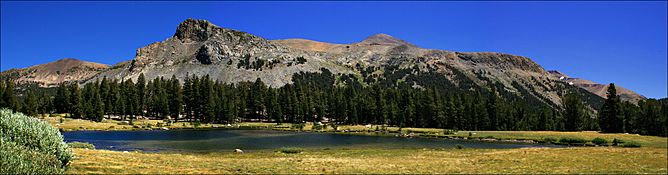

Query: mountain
[0,18,646,108]
[548,70,646,103]
[0,58,108,87]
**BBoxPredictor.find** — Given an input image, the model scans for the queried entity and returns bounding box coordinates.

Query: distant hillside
[0,58,108,87]
[547,70,646,103]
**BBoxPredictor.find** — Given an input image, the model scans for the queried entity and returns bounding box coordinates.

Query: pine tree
[136,73,147,117]
[0,81,5,108]
[91,85,105,122]
[562,91,584,131]
[68,84,84,118]
[168,75,183,119]
[23,90,39,117]
[54,83,70,114]
[599,83,624,133]
[2,80,17,111]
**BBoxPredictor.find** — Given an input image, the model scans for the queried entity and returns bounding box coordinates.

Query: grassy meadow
[67,147,667,174]
[38,115,668,174]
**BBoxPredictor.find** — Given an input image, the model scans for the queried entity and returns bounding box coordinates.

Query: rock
[121,121,130,125]
[161,127,169,130]
[234,149,244,153]
[122,151,129,153]
[365,124,372,128]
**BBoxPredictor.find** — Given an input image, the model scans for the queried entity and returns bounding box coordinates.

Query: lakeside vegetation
[43,114,667,148]
[67,147,667,174]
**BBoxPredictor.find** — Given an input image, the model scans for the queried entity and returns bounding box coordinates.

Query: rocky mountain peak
[360,33,413,46]
[174,18,219,42]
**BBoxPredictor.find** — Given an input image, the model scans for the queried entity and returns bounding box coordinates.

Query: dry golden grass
[67,147,667,174]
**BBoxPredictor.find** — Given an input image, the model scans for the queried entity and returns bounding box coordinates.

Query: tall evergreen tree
[562,91,584,131]
[136,73,147,117]
[599,83,624,133]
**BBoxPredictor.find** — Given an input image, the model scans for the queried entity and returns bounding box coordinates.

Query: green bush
[1,138,64,174]
[455,144,465,149]
[612,138,625,146]
[543,137,558,143]
[312,124,324,130]
[0,109,73,174]
[279,147,304,154]
[558,137,587,145]
[591,138,608,145]
[68,141,95,149]
[621,141,641,148]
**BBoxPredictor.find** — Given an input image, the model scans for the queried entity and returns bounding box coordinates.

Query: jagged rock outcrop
[0,58,108,87]
[91,18,351,87]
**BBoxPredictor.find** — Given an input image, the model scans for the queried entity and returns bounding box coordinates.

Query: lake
[63,129,562,152]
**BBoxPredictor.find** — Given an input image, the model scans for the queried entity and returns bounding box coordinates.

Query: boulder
[234,149,244,153]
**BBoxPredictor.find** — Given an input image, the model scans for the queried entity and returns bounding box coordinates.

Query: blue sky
[1,1,666,98]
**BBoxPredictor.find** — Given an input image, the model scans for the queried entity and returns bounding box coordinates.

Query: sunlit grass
[66,147,667,174]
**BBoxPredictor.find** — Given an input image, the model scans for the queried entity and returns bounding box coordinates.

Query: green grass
[278,147,304,154]
[455,131,667,148]
[66,147,668,174]
[68,142,95,149]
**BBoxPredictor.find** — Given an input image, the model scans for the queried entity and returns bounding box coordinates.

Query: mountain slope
[0,58,108,87]
[548,70,646,103]
[0,18,645,108]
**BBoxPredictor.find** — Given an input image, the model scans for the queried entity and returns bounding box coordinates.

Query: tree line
[0,70,665,136]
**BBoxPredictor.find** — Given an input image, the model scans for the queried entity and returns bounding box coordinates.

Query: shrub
[312,124,323,130]
[591,138,608,145]
[279,147,304,154]
[68,142,95,149]
[621,141,641,148]
[0,109,73,174]
[455,144,465,149]
[1,138,64,174]
[291,123,305,131]
[193,121,201,128]
[443,129,456,135]
[543,137,558,143]
[612,138,625,146]
[558,137,587,145]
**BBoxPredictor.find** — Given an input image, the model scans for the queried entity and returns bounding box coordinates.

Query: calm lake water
[63,129,561,152]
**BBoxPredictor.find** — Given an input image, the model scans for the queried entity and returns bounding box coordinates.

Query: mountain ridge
[0,18,646,105]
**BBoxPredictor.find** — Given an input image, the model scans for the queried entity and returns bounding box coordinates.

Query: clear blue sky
[1,1,666,98]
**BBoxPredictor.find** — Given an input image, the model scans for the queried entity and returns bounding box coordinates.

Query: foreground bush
[279,147,304,154]
[68,141,95,149]
[0,109,73,174]
[1,138,64,174]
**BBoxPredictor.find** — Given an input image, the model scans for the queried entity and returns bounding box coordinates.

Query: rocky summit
[1,18,646,106]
